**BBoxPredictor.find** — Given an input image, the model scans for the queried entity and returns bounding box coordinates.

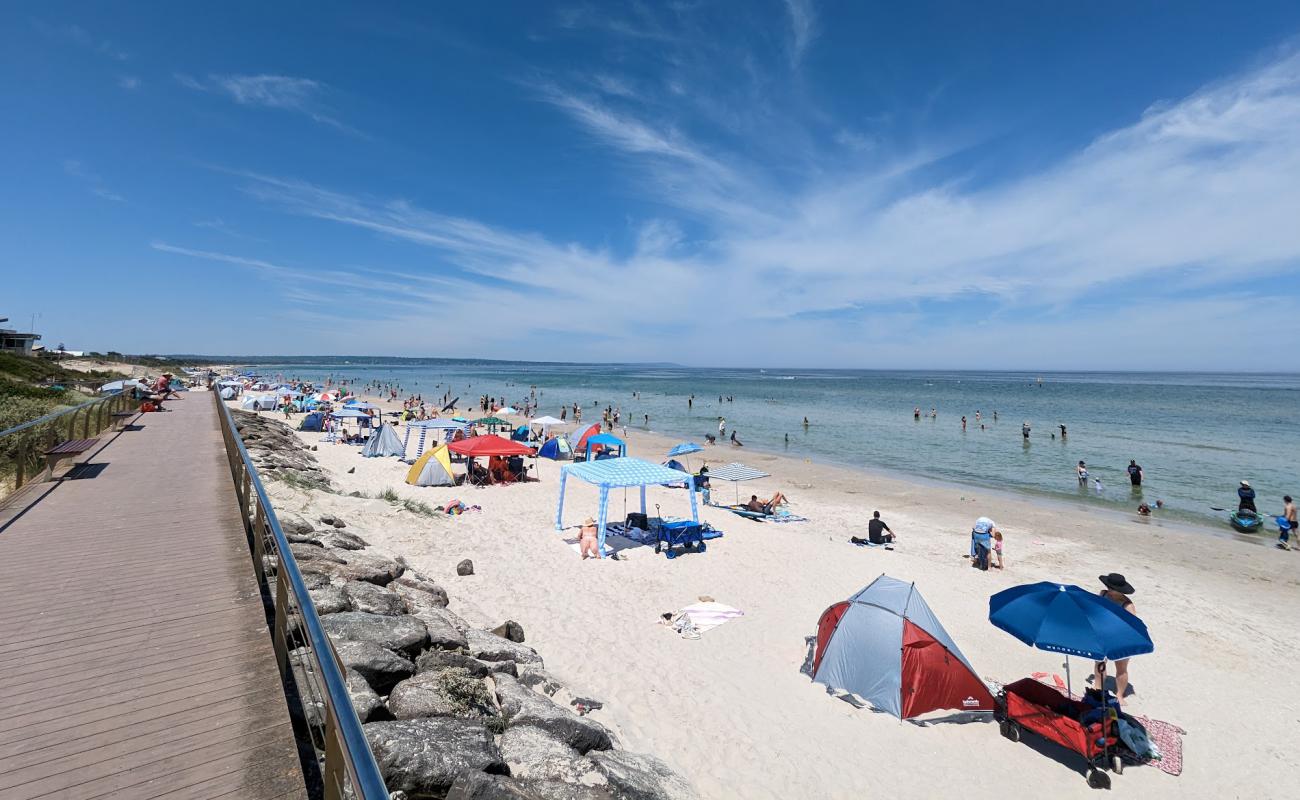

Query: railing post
[322,710,347,800]
[15,441,26,490]
[273,568,290,672]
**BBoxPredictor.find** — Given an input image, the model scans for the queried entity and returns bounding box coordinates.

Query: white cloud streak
[783,0,817,67]
[63,159,125,202]
[174,73,363,135]
[191,47,1300,368]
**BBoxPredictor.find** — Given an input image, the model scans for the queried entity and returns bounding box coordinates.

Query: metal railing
[0,390,134,500]
[212,390,390,800]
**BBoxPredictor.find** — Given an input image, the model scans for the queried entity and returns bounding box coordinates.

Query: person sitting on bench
[746,492,787,515]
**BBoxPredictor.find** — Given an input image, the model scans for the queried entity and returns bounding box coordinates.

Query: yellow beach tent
[406,444,456,486]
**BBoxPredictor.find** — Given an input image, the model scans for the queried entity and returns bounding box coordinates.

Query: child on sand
[579,517,600,559]
[991,530,1004,568]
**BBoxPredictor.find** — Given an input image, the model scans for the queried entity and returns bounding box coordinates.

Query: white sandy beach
[253,397,1300,800]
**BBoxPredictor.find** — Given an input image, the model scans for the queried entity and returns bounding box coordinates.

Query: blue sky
[4,1,1300,370]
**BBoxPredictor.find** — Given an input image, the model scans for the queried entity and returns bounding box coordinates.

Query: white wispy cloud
[174,73,363,135]
[783,0,817,67]
[117,75,141,91]
[213,47,1300,367]
[63,159,125,202]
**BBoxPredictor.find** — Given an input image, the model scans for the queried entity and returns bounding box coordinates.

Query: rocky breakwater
[273,510,697,800]
[234,410,333,491]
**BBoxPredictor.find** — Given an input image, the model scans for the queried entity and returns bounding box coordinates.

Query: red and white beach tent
[812,574,994,718]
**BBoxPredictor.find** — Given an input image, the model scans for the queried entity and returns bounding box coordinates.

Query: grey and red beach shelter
[812,574,994,718]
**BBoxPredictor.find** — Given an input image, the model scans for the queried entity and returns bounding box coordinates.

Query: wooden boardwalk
[0,393,308,800]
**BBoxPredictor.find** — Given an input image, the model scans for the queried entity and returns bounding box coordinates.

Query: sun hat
[582,516,596,526]
[1240,480,1251,487]
[1099,573,1136,594]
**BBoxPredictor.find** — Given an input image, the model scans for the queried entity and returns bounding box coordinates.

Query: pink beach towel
[1132,715,1186,776]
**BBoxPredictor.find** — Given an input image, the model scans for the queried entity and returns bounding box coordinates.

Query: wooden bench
[111,411,139,431]
[43,438,100,480]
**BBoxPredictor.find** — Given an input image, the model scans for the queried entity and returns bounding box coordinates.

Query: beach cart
[654,519,707,558]
[996,678,1123,789]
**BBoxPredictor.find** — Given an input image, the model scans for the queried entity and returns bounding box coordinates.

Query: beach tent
[572,423,601,455]
[812,574,994,719]
[531,415,564,429]
[299,412,326,432]
[362,422,405,458]
[447,436,534,458]
[403,418,471,460]
[511,425,531,442]
[555,457,699,558]
[219,386,238,399]
[406,444,456,486]
[241,394,278,411]
[99,379,146,394]
[584,433,626,461]
[706,462,771,504]
[537,435,573,461]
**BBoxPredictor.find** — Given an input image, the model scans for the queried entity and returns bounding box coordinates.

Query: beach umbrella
[497,406,519,415]
[988,581,1153,696]
[530,415,563,427]
[667,442,703,472]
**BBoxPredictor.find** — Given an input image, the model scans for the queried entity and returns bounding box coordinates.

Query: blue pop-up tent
[583,433,626,461]
[402,418,471,460]
[361,422,406,458]
[555,457,698,558]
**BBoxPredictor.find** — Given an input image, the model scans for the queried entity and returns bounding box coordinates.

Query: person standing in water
[1077,460,1089,485]
[1127,460,1144,487]
[914,407,921,420]
[1238,480,1257,513]
[1059,424,1067,439]
[1021,421,1031,440]
[961,416,967,431]
[718,417,726,438]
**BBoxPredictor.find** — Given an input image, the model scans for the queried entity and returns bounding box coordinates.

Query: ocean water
[256,360,1299,529]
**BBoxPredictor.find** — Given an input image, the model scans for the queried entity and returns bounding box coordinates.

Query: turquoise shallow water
[253,360,1299,529]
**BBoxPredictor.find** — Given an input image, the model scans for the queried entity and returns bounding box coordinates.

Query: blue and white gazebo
[555,457,698,558]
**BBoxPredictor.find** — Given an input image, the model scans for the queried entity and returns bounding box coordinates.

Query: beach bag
[626,512,649,530]
[140,401,158,413]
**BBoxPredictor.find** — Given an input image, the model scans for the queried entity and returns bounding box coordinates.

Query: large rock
[322,530,369,550]
[347,671,384,722]
[457,559,475,576]
[309,584,352,615]
[494,674,612,754]
[416,650,514,679]
[322,612,429,658]
[410,608,469,652]
[289,542,345,564]
[467,629,542,666]
[393,574,450,611]
[387,669,495,720]
[589,751,698,800]
[517,667,564,698]
[280,515,316,536]
[447,772,616,800]
[364,717,506,797]
[333,640,415,694]
[343,581,406,616]
[313,550,406,585]
[300,571,332,591]
[499,725,600,784]
[493,620,526,643]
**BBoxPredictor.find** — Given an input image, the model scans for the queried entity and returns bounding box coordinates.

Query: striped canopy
[706,462,770,482]
[562,457,688,488]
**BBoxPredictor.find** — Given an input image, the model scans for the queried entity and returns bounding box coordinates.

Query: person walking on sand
[1127,460,1144,487]
[1094,574,1138,698]
[1279,495,1296,550]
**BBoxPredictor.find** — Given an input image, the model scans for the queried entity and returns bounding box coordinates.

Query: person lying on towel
[746,492,787,515]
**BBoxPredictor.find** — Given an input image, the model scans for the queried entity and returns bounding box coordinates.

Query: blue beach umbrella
[667,442,703,457]
[989,582,1153,696]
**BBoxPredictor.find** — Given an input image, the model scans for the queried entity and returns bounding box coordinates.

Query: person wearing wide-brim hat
[579,516,600,560]
[1094,573,1138,700]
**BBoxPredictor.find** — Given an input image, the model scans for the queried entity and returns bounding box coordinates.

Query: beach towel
[1131,715,1186,776]
[850,539,893,549]
[678,601,745,633]
[723,504,806,523]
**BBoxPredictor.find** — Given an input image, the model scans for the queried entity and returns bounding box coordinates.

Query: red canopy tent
[572,423,602,456]
[448,436,535,485]
[447,437,534,457]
